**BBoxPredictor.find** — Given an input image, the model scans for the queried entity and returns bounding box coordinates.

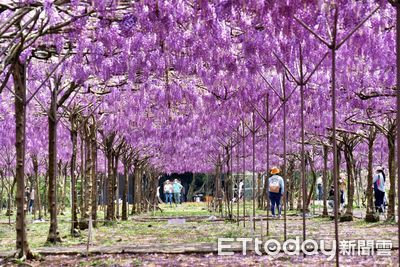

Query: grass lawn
[0,201,398,266]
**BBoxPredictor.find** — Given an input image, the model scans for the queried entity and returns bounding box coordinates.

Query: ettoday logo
[218,238,392,260]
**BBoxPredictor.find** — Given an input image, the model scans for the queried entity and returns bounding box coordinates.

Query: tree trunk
[387,133,396,221]
[187,173,197,202]
[336,148,342,206]
[214,163,223,214]
[287,159,295,210]
[47,82,61,243]
[132,166,138,214]
[80,124,92,230]
[99,172,104,211]
[69,115,79,233]
[6,177,13,219]
[105,134,115,221]
[322,146,328,216]
[354,165,360,208]
[114,154,120,218]
[122,159,129,220]
[296,171,302,211]
[106,151,114,221]
[140,168,145,212]
[344,146,355,218]
[365,127,378,222]
[133,164,142,214]
[306,154,317,208]
[61,163,67,215]
[224,146,232,219]
[0,170,4,214]
[152,172,159,210]
[43,171,48,218]
[57,161,62,215]
[79,134,84,221]
[257,173,262,209]
[13,59,33,257]
[57,160,64,215]
[91,123,98,227]
[143,171,150,212]
[32,155,42,219]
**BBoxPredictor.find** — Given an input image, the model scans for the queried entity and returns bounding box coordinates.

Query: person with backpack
[373,166,386,213]
[268,167,284,218]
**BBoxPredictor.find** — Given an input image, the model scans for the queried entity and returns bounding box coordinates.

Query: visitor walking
[373,166,386,213]
[173,179,183,205]
[164,180,173,206]
[268,167,284,218]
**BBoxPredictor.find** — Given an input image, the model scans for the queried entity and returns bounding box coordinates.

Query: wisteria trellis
[0,0,399,265]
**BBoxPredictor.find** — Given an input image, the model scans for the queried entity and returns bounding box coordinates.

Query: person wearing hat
[173,179,183,205]
[268,167,284,218]
[164,180,173,206]
[373,166,386,213]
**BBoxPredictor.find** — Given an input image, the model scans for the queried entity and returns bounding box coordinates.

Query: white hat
[376,166,383,171]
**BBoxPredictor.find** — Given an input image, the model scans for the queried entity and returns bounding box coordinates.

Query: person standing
[163,180,173,206]
[268,167,284,218]
[316,176,323,201]
[29,188,35,213]
[238,180,244,200]
[328,185,335,208]
[173,179,183,205]
[373,166,386,213]
[339,178,346,213]
[24,187,30,212]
